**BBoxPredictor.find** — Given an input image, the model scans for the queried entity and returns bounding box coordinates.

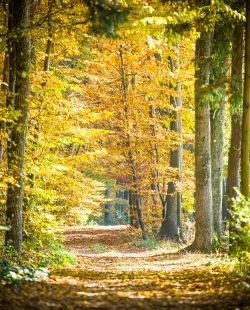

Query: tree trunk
[190,31,213,251]
[135,197,147,240]
[119,49,147,238]
[211,106,224,237]
[0,53,9,163]
[129,190,138,227]
[104,189,112,225]
[241,0,250,197]
[227,25,243,206]
[210,24,230,237]
[0,0,9,163]
[5,0,31,253]
[44,1,54,72]
[160,50,183,240]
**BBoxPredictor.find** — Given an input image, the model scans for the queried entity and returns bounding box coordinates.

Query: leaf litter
[0,225,249,309]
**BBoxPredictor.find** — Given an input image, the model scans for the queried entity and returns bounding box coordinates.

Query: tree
[241,0,250,197]
[104,188,112,225]
[159,50,183,240]
[5,0,31,253]
[44,0,55,72]
[210,21,231,238]
[227,25,243,207]
[190,29,213,251]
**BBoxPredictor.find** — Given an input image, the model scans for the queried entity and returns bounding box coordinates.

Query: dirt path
[0,226,249,309]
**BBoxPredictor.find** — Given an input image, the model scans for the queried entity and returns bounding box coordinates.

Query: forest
[0,0,249,309]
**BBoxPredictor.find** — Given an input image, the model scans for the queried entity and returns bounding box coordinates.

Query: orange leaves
[1,226,248,309]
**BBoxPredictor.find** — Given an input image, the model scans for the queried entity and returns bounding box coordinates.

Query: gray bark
[191,31,213,251]
[104,189,112,225]
[160,50,183,240]
[210,24,230,237]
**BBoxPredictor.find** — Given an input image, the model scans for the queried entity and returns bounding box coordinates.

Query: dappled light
[0,226,249,309]
[0,0,250,309]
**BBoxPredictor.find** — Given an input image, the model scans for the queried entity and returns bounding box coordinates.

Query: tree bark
[129,190,139,227]
[227,25,243,205]
[241,0,250,197]
[0,1,9,163]
[119,49,147,239]
[190,31,213,251]
[0,53,9,163]
[5,0,31,253]
[44,1,54,72]
[210,23,230,237]
[104,189,112,225]
[160,50,183,240]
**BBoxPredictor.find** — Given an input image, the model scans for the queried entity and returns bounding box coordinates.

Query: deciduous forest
[0,0,249,309]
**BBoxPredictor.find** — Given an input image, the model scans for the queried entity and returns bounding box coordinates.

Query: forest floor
[0,225,249,310]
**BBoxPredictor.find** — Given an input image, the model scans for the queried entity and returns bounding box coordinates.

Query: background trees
[0,0,248,259]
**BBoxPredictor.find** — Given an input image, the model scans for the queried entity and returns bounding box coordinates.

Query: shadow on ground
[0,226,249,310]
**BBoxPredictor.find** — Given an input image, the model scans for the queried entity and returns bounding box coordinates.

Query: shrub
[229,192,250,286]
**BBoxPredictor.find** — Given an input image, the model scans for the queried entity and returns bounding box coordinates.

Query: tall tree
[190,29,213,251]
[210,22,230,237]
[5,0,31,253]
[241,0,250,197]
[227,25,243,205]
[119,48,147,240]
[0,1,9,163]
[160,50,183,240]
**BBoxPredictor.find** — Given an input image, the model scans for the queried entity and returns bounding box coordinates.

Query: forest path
[1,225,249,310]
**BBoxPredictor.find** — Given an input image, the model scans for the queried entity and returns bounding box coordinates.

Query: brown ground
[0,225,249,309]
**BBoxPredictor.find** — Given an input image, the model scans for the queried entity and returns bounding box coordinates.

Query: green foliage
[91,243,109,253]
[229,192,250,286]
[132,236,158,250]
[86,219,99,226]
[0,243,49,285]
[0,234,75,285]
[86,0,132,37]
[0,257,49,285]
[33,243,77,267]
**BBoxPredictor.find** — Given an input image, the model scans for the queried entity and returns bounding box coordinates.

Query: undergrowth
[130,232,183,251]
[0,232,76,285]
[229,193,250,288]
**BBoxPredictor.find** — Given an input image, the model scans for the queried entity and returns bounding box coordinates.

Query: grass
[91,243,115,254]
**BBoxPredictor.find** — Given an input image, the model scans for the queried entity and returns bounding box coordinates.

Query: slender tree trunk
[160,50,183,240]
[211,106,224,237]
[190,31,213,251]
[129,190,138,227]
[44,1,54,72]
[0,53,9,163]
[119,49,147,239]
[0,1,9,163]
[149,104,161,231]
[175,54,184,240]
[159,178,167,219]
[104,189,112,225]
[227,25,243,206]
[5,0,31,253]
[136,197,147,240]
[241,0,250,197]
[210,24,230,237]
